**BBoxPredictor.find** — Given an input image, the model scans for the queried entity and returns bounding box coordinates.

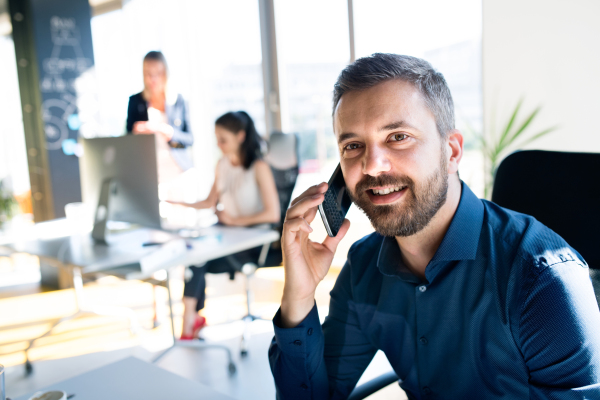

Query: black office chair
[348,371,400,400]
[491,150,600,304]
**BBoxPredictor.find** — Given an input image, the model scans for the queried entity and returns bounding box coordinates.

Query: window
[354,0,484,196]
[0,11,30,214]
[274,0,350,173]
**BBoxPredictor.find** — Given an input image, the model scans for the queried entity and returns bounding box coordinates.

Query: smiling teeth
[372,186,403,195]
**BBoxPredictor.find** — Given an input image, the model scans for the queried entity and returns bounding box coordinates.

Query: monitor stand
[91,178,115,244]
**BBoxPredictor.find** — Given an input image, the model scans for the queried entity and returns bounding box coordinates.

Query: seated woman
[170,111,280,339]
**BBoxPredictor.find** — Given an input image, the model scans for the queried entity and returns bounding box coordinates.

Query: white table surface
[14,356,236,400]
[1,220,280,276]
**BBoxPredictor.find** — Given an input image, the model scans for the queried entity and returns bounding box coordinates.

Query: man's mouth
[370,185,406,196]
[365,185,407,205]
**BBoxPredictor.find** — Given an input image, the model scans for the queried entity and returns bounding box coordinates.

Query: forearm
[228,209,279,227]
[169,126,193,146]
[281,291,317,328]
[269,305,330,400]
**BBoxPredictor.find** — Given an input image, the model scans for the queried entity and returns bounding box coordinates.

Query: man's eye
[345,143,361,150]
[391,133,407,142]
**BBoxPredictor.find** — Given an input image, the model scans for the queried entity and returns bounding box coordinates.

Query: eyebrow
[379,120,415,132]
[337,132,359,143]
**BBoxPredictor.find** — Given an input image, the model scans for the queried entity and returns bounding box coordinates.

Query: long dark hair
[215,111,264,169]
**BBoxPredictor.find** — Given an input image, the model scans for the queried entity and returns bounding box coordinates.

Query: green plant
[477,99,557,199]
[0,179,17,228]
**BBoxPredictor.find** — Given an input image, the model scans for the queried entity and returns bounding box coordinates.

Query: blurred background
[0,0,599,399]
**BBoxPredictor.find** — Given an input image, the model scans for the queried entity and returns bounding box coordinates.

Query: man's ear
[446,129,463,175]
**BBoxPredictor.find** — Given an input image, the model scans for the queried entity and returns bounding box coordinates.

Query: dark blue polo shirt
[269,183,600,399]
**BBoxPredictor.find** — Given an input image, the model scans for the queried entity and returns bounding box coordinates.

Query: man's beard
[347,154,449,237]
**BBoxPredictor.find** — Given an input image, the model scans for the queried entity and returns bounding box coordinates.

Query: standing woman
[126,51,193,185]
[169,111,280,339]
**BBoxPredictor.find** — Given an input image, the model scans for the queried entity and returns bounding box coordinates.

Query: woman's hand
[216,209,236,226]
[279,182,350,328]
[166,200,187,207]
[132,121,174,141]
[132,121,153,134]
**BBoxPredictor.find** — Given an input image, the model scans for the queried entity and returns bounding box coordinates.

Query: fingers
[303,205,319,225]
[322,219,350,253]
[282,216,314,247]
[286,191,325,221]
[290,182,328,207]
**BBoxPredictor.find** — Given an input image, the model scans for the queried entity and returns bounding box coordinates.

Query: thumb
[322,219,350,254]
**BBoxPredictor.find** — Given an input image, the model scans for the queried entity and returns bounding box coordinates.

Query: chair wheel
[240,349,248,357]
[25,360,33,376]
[228,362,237,375]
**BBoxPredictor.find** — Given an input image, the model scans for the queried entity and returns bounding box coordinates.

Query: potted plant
[476,99,557,199]
[0,179,17,231]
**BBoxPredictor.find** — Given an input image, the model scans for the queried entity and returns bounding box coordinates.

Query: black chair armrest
[348,371,399,400]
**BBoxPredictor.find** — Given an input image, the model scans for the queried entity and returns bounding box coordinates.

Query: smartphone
[318,163,352,237]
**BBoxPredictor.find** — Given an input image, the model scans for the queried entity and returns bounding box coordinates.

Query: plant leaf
[497,99,523,151]
[504,107,541,148]
[513,126,558,149]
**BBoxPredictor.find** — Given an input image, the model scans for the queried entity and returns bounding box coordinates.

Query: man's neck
[395,177,462,280]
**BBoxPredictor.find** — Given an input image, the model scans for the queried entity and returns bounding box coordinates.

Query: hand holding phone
[318,164,353,237]
[279,177,350,328]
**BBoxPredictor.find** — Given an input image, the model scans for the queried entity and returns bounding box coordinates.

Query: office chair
[491,150,600,305]
[219,131,299,355]
[348,371,400,400]
[91,265,237,375]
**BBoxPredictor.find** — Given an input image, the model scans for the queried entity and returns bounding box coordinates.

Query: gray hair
[333,53,455,137]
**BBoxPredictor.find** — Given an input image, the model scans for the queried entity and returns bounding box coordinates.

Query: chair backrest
[265,132,300,230]
[491,150,600,270]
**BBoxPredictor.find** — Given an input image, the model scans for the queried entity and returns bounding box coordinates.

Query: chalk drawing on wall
[40,16,94,151]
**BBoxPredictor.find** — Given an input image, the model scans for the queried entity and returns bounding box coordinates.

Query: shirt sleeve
[519,260,600,399]
[126,96,136,133]
[168,97,193,147]
[268,260,378,400]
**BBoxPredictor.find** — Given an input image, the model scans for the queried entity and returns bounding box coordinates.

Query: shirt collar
[376,182,484,282]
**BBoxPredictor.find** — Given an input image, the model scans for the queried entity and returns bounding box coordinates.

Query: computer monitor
[79,135,161,243]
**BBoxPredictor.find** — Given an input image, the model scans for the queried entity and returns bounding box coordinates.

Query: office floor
[0,264,405,399]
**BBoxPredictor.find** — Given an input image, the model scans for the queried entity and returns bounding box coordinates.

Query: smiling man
[269,54,600,399]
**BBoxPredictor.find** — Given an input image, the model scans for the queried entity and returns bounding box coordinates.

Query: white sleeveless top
[216,157,264,218]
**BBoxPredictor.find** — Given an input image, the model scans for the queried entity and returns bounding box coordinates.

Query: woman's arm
[218,160,281,227]
[168,96,194,147]
[167,176,219,210]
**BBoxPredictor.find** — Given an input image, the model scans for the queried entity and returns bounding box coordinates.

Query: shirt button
[423,386,432,395]
[300,383,308,390]
[307,328,313,336]
[418,285,427,292]
[293,340,302,346]
[419,336,428,345]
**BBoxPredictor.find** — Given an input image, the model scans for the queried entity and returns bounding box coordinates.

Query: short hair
[143,51,168,72]
[333,53,455,136]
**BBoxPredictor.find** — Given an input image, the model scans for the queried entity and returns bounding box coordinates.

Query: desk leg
[152,269,176,363]
[23,266,141,376]
[238,242,272,356]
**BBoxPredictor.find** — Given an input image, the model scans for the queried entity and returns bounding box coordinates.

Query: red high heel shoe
[180,315,206,340]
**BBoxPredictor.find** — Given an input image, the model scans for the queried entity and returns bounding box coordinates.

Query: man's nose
[362,146,391,176]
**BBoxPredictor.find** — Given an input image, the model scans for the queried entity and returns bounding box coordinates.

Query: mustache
[354,174,414,193]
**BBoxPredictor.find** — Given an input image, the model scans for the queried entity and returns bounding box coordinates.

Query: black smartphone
[318,163,352,237]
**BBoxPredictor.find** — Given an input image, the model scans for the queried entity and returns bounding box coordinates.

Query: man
[269,53,600,399]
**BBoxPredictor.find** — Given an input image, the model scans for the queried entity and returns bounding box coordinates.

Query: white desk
[1,221,280,374]
[14,356,235,400]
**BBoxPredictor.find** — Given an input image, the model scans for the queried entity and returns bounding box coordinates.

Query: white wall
[483,0,600,153]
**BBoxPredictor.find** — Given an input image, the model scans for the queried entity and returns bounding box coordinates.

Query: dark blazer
[126,92,193,171]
